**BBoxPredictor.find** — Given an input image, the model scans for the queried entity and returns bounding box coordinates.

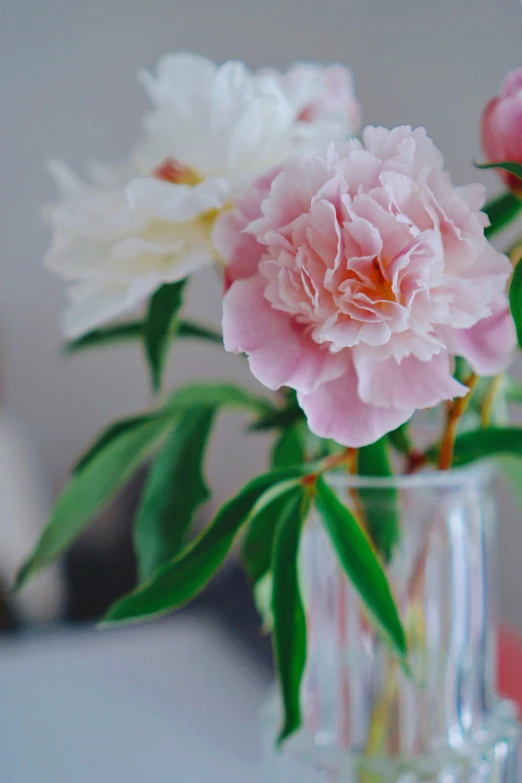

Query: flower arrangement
[17,53,522,745]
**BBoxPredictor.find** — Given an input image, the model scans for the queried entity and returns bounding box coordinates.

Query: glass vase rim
[325,459,494,491]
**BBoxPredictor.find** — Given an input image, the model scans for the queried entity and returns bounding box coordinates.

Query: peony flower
[46,53,351,338]
[45,159,223,338]
[482,67,522,193]
[261,62,361,136]
[220,126,515,447]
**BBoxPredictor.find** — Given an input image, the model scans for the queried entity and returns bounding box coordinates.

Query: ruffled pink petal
[214,210,265,291]
[248,156,333,240]
[353,349,468,409]
[213,169,279,290]
[222,276,345,393]
[443,296,516,376]
[298,363,414,447]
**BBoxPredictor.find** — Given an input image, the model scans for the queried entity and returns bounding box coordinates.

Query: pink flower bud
[482,67,522,192]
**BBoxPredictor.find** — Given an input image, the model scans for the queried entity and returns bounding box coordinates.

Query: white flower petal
[61,282,153,338]
[125,177,229,221]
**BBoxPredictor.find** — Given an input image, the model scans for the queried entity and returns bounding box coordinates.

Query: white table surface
[0,616,271,782]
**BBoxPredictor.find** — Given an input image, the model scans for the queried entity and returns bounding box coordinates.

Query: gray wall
[2,0,522,623]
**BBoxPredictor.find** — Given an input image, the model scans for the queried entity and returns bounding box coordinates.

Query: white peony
[45,53,353,338]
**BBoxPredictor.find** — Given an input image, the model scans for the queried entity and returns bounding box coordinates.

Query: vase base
[261,698,520,782]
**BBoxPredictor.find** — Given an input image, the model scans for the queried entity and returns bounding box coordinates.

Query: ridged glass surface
[261,465,520,782]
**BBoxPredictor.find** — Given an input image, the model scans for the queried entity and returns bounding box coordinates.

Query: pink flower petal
[353,349,468,409]
[220,125,515,435]
[443,296,516,376]
[213,168,279,289]
[298,363,414,447]
[222,276,345,393]
[481,68,522,190]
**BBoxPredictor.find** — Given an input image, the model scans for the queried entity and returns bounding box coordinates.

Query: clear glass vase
[261,464,520,782]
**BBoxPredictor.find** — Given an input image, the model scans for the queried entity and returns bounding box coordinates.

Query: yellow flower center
[153,157,230,266]
[371,257,395,301]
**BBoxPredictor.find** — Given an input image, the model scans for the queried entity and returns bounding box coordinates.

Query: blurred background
[1,0,522,780]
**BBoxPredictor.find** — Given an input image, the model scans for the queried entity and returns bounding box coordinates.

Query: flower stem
[480,374,504,428]
[405,449,427,474]
[438,374,479,470]
[319,447,356,475]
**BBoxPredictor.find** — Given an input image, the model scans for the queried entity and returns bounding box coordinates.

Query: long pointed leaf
[177,320,222,344]
[16,416,173,589]
[73,413,166,474]
[77,383,268,478]
[241,426,307,584]
[388,422,413,455]
[165,382,273,416]
[315,477,406,657]
[102,469,308,626]
[64,322,142,354]
[65,318,222,356]
[481,191,522,238]
[509,256,522,350]
[249,405,305,432]
[272,426,306,468]
[501,457,522,511]
[357,438,400,563]
[144,280,186,392]
[241,478,304,584]
[476,160,522,181]
[272,486,310,745]
[505,375,522,403]
[134,407,216,582]
[429,426,522,467]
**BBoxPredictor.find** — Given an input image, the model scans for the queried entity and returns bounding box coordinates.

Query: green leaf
[509,257,522,350]
[315,476,406,657]
[481,191,522,238]
[254,572,274,633]
[426,426,522,466]
[272,425,306,468]
[271,486,310,745]
[78,383,269,477]
[15,416,173,589]
[144,280,187,392]
[241,478,303,585]
[357,438,400,563]
[249,404,305,432]
[64,319,222,356]
[476,160,522,181]
[429,426,522,467]
[501,457,522,511]
[505,375,522,404]
[241,427,307,585]
[64,322,143,354]
[177,320,223,345]
[453,356,472,384]
[134,407,216,582]
[165,382,273,417]
[132,382,275,583]
[101,469,307,626]
[73,413,165,474]
[388,422,413,455]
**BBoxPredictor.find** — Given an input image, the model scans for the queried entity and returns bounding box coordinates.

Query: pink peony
[218,126,515,447]
[262,62,361,137]
[482,67,522,193]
